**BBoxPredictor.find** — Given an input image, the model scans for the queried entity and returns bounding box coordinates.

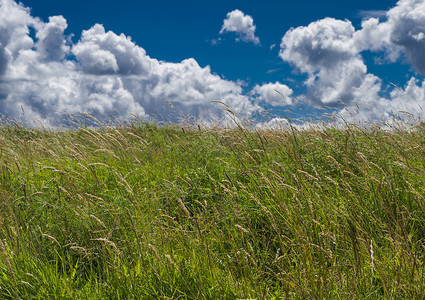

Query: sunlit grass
[0,118,425,299]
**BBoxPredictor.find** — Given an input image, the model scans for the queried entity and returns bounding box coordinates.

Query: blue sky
[1,0,425,127]
[22,0,398,83]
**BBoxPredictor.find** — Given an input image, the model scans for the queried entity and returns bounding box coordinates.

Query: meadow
[0,116,425,299]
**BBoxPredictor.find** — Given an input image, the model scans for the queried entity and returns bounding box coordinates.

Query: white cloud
[3,0,425,127]
[385,0,425,74]
[279,18,376,106]
[389,77,425,113]
[72,24,151,75]
[0,0,259,126]
[278,0,425,123]
[0,0,37,76]
[353,0,425,74]
[353,17,393,53]
[280,18,357,73]
[356,10,387,19]
[251,82,293,106]
[36,16,69,61]
[220,9,260,44]
[126,57,259,121]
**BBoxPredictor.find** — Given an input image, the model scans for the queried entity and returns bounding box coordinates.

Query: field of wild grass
[1,119,425,299]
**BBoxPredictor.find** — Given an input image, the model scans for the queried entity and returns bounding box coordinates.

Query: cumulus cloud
[279,18,376,106]
[344,0,425,122]
[72,24,151,75]
[0,0,259,126]
[251,82,293,106]
[3,0,425,128]
[146,58,257,119]
[220,9,260,44]
[278,0,425,123]
[353,0,425,71]
[280,18,357,72]
[0,0,37,76]
[36,16,69,61]
[385,0,425,74]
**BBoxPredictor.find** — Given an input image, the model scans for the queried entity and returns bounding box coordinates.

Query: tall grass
[0,118,425,299]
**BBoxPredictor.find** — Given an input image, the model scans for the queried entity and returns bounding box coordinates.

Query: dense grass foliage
[1,120,425,299]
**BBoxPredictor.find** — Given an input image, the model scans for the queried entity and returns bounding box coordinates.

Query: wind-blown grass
[0,119,425,299]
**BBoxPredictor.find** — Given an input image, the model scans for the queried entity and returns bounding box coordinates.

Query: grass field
[0,117,425,299]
